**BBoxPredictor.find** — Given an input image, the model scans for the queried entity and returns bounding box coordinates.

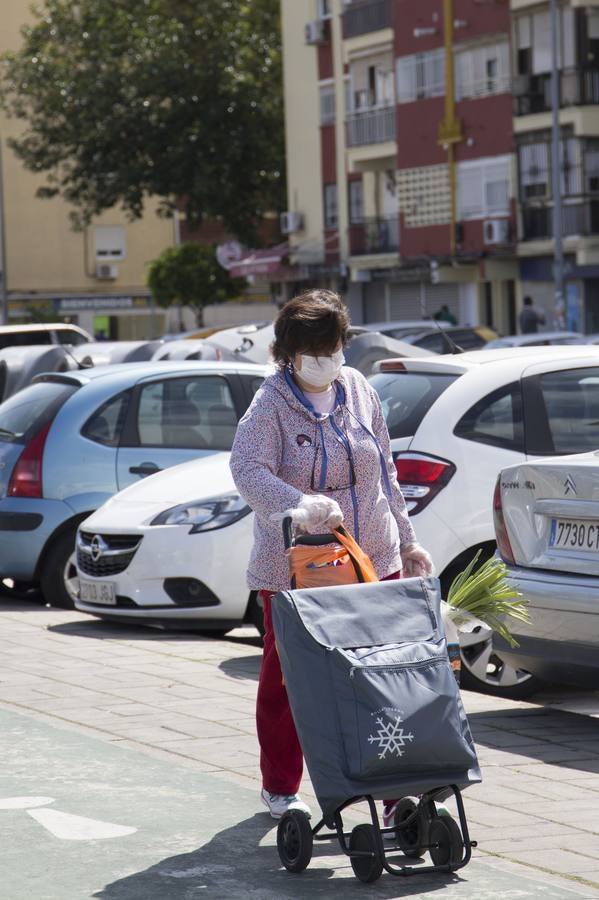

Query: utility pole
[550,0,565,328]
[438,0,463,257]
[0,139,8,325]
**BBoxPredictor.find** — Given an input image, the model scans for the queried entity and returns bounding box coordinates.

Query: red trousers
[257,571,401,795]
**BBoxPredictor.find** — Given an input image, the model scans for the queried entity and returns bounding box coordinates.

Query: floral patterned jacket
[229,365,417,592]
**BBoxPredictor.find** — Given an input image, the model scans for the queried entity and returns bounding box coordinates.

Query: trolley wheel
[429,815,464,868]
[349,824,383,884]
[277,810,313,873]
[394,797,427,858]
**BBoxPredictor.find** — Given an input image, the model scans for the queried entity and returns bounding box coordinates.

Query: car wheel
[459,624,544,699]
[40,526,79,609]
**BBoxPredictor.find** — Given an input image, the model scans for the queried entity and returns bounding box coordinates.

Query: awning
[229,242,289,279]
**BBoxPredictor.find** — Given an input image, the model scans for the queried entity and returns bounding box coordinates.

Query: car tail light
[7,422,51,498]
[493,476,515,564]
[393,452,456,515]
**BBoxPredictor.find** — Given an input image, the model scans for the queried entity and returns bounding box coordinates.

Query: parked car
[0,361,268,607]
[0,346,72,401]
[70,340,165,365]
[397,325,498,354]
[0,323,91,348]
[493,450,599,696]
[371,345,599,695]
[152,339,221,361]
[74,454,259,633]
[363,319,451,338]
[484,331,586,349]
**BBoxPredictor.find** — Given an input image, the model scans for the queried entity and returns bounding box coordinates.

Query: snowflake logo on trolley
[367,707,414,759]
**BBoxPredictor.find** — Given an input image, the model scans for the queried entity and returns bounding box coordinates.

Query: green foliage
[147,243,245,323]
[446,550,531,648]
[0,0,284,243]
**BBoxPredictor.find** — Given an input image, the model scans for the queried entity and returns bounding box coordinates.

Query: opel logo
[564,474,577,496]
[90,535,108,562]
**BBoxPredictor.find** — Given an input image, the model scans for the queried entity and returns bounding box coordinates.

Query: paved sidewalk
[1,600,599,898]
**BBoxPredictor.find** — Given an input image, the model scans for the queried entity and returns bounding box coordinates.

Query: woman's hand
[400,542,434,578]
[272,494,343,533]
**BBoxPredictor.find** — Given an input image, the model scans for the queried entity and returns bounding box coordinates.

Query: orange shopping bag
[286,525,378,589]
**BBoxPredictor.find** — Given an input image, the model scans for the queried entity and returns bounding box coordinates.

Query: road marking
[0,796,55,809]
[28,808,137,841]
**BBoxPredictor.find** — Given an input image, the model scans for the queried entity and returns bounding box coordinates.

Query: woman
[229,289,433,821]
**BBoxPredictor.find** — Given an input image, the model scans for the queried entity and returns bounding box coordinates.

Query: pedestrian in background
[519,296,546,334]
[434,304,457,325]
[229,289,434,822]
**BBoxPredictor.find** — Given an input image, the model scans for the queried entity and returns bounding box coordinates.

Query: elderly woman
[229,289,433,821]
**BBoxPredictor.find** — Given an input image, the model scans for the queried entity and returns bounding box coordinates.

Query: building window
[455,41,510,100]
[396,49,445,103]
[515,6,575,75]
[324,184,338,229]
[348,180,364,224]
[518,137,581,200]
[457,156,511,220]
[318,0,331,19]
[319,81,336,124]
[95,225,126,261]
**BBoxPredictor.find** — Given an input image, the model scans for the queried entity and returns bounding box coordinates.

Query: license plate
[549,518,599,552]
[79,580,116,605]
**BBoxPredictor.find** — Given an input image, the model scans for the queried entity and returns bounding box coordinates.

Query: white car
[74,453,260,634]
[370,345,599,695]
[493,451,599,696]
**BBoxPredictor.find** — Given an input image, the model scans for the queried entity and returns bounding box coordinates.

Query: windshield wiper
[0,428,16,438]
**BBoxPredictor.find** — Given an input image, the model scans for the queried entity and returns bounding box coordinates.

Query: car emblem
[90,535,108,562]
[564,474,577,496]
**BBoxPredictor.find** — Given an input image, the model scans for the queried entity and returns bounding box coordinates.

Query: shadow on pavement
[93,811,456,900]
[47,618,262,647]
[219,653,261,681]
[468,706,599,771]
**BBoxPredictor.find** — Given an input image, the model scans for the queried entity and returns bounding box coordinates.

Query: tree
[148,243,245,326]
[0,0,284,243]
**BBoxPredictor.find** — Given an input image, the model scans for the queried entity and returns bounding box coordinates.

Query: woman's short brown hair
[271,289,349,367]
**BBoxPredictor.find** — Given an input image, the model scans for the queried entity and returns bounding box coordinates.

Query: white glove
[400,542,434,578]
[271,494,343,533]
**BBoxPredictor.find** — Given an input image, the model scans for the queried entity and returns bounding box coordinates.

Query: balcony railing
[342,0,392,39]
[514,68,599,116]
[521,199,599,240]
[349,216,399,255]
[346,105,396,146]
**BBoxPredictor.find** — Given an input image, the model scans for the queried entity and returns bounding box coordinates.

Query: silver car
[493,450,599,697]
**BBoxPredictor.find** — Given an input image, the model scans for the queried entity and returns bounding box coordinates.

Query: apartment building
[281,0,518,330]
[1,0,176,338]
[513,0,599,332]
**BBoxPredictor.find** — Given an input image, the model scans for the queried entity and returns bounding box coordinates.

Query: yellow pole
[438,0,462,257]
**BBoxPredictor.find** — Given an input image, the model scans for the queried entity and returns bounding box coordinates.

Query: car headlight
[149,492,251,533]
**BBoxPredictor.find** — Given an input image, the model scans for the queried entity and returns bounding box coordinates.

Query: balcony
[346,105,395,147]
[521,199,599,240]
[342,0,392,39]
[349,216,399,255]
[514,68,599,116]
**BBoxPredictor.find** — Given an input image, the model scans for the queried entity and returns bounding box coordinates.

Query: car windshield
[0,380,78,442]
[370,371,459,439]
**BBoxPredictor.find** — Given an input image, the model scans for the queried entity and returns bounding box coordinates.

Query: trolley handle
[282,516,348,550]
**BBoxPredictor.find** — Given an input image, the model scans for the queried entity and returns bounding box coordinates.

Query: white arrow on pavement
[28,808,137,841]
[0,796,55,809]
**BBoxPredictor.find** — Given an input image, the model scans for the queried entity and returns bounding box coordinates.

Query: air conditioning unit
[280,211,304,234]
[483,219,510,245]
[95,263,118,280]
[305,19,325,45]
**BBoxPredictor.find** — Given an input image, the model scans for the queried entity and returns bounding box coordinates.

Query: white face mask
[298,348,345,388]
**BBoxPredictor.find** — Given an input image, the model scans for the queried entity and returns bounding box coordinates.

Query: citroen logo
[564,474,577,496]
[90,535,108,562]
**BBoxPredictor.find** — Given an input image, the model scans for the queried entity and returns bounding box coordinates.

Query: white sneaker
[260,788,312,820]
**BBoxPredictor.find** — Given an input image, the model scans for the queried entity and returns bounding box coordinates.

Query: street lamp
[550,0,565,328]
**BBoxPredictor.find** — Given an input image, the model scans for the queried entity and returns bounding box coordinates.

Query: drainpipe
[438,0,463,257]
